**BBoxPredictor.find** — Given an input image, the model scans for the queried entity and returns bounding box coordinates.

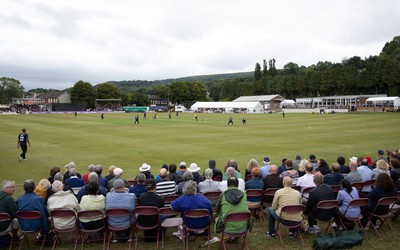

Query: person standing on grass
[101,113,104,120]
[17,128,30,161]
[227,116,233,126]
[134,114,139,124]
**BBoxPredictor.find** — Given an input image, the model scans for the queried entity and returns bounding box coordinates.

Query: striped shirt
[156,180,177,197]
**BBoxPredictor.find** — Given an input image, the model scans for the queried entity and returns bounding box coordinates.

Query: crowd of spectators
[1,148,400,247]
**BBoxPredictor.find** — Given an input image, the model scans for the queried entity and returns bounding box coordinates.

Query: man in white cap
[139,163,154,180]
[176,162,187,176]
[107,167,129,191]
[187,163,204,184]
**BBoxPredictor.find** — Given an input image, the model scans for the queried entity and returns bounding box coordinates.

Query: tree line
[1,36,399,107]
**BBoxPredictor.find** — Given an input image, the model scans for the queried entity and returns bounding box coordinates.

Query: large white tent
[366,96,400,107]
[191,101,263,113]
[280,99,296,108]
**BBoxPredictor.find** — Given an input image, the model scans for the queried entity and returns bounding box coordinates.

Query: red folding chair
[134,206,160,250]
[360,179,376,198]
[219,212,251,250]
[338,198,369,236]
[263,188,279,208]
[163,194,179,207]
[77,210,106,250]
[366,196,397,237]
[50,209,81,250]
[301,186,315,203]
[203,191,222,206]
[16,210,46,250]
[246,189,265,222]
[315,200,339,233]
[183,209,211,250]
[0,213,14,250]
[276,205,305,246]
[158,207,182,248]
[127,180,137,187]
[105,208,134,250]
[291,185,301,192]
[391,191,400,220]
[212,176,222,182]
[351,182,364,194]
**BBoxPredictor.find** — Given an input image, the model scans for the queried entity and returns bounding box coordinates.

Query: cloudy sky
[1,0,399,90]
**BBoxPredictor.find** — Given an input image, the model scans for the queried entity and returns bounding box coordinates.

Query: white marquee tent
[366,96,400,107]
[280,99,296,108]
[191,101,263,113]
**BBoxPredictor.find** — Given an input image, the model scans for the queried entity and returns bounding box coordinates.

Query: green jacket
[0,191,17,231]
[215,187,249,234]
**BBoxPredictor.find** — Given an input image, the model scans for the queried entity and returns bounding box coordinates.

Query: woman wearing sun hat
[138,163,154,180]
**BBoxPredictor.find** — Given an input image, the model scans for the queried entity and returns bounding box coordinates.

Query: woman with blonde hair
[298,159,309,177]
[34,179,51,200]
[245,159,260,179]
[372,159,390,179]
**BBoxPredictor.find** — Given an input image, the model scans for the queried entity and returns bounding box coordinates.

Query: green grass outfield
[1,111,399,249]
[1,111,399,193]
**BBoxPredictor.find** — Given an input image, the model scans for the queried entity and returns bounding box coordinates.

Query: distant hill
[106,71,253,91]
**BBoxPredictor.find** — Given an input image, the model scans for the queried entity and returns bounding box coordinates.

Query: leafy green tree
[0,77,24,103]
[95,83,122,99]
[189,81,207,102]
[70,80,96,108]
[153,85,171,99]
[254,63,262,80]
[170,82,190,105]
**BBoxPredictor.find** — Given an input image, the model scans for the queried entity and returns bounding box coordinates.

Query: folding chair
[183,209,211,250]
[203,191,222,207]
[315,200,339,233]
[77,210,106,250]
[163,194,179,207]
[105,208,134,250]
[50,209,81,250]
[276,205,305,246]
[262,188,279,208]
[134,206,160,250]
[360,179,376,198]
[338,198,369,236]
[127,180,137,187]
[391,191,400,220]
[245,189,265,222]
[366,196,397,237]
[158,207,182,248]
[212,176,222,182]
[0,213,14,250]
[219,212,251,250]
[16,210,46,250]
[351,182,364,194]
[291,186,301,192]
[301,186,315,204]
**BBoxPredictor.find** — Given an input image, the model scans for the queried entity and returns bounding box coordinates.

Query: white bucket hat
[188,163,200,172]
[139,163,151,172]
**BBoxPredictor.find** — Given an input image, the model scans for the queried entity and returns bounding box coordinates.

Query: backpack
[313,230,363,250]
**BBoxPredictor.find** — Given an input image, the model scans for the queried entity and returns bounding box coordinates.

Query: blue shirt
[18,133,28,146]
[17,192,49,233]
[357,165,373,192]
[245,179,264,202]
[260,164,270,178]
[129,183,147,198]
[171,194,212,229]
[337,187,360,219]
[105,191,136,228]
